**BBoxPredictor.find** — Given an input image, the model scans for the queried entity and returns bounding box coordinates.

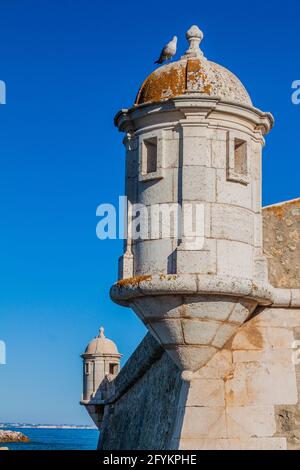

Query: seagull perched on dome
[155,36,177,64]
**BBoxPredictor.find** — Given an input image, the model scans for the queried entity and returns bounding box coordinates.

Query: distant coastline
[0,423,96,430]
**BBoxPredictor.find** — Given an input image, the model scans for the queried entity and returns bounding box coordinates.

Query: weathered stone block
[216,169,252,210]
[183,295,236,321]
[211,204,254,245]
[151,319,184,344]
[211,139,226,169]
[182,319,220,345]
[226,406,276,438]
[179,407,227,439]
[177,438,287,450]
[232,325,295,351]
[212,324,237,349]
[187,379,225,407]
[176,248,216,275]
[263,199,300,289]
[182,166,216,202]
[133,239,174,275]
[138,168,176,206]
[182,137,211,167]
[132,296,183,321]
[167,345,217,373]
[225,361,297,406]
[217,240,253,278]
[164,139,180,169]
[194,350,233,379]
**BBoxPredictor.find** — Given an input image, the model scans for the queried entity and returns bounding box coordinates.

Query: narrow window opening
[109,363,118,375]
[144,138,157,174]
[85,362,91,375]
[234,139,247,176]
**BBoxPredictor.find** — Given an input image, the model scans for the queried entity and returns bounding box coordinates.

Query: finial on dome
[183,25,204,59]
[99,326,105,338]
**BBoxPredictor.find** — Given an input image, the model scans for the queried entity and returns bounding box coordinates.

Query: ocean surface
[2,427,99,450]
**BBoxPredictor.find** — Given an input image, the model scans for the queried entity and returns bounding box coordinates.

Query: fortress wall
[97,200,300,450]
[98,334,183,450]
[99,308,300,450]
[171,307,300,450]
[263,199,300,288]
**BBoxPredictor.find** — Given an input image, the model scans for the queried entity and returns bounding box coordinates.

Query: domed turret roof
[84,327,121,356]
[135,25,252,108]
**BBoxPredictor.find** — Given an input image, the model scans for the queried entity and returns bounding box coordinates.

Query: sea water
[3,427,99,450]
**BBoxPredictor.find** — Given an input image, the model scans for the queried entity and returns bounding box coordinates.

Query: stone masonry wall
[171,307,300,450]
[98,334,182,450]
[275,322,300,450]
[97,199,300,450]
[263,199,300,288]
[99,308,300,450]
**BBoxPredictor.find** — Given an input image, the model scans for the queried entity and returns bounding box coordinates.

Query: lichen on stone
[117,275,152,287]
[135,57,252,107]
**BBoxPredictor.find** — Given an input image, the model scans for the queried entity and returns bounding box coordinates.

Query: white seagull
[155,36,177,64]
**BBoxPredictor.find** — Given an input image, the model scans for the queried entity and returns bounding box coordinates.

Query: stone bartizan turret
[80,327,122,427]
[110,25,274,380]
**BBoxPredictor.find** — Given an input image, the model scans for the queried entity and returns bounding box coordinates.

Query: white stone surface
[182,319,220,345]
[169,308,298,450]
[226,406,276,438]
[176,247,216,275]
[229,300,255,323]
[151,319,184,344]
[224,360,298,406]
[211,204,254,245]
[167,345,217,372]
[182,137,211,167]
[212,323,237,348]
[232,348,293,365]
[133,239,174,275]
[138,168,176,206]
[164,138,180,168]
[217,240,253,278]
[182,166,216,202]
[253,308,300,328]
[194,350,233,379]
[177,438,287,450]
[211,138,227,169]
[179,407,227,439]
[183,295,236,321]
[291,290,300,307]
[232,325,295,350]
[216,168,252,210]
[132,295,183,320]
[187,379,225,406]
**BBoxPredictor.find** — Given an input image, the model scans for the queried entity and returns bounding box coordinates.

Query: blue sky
[0,0,299,425]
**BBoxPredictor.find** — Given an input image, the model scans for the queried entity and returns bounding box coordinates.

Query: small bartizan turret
[80,327,122,428]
